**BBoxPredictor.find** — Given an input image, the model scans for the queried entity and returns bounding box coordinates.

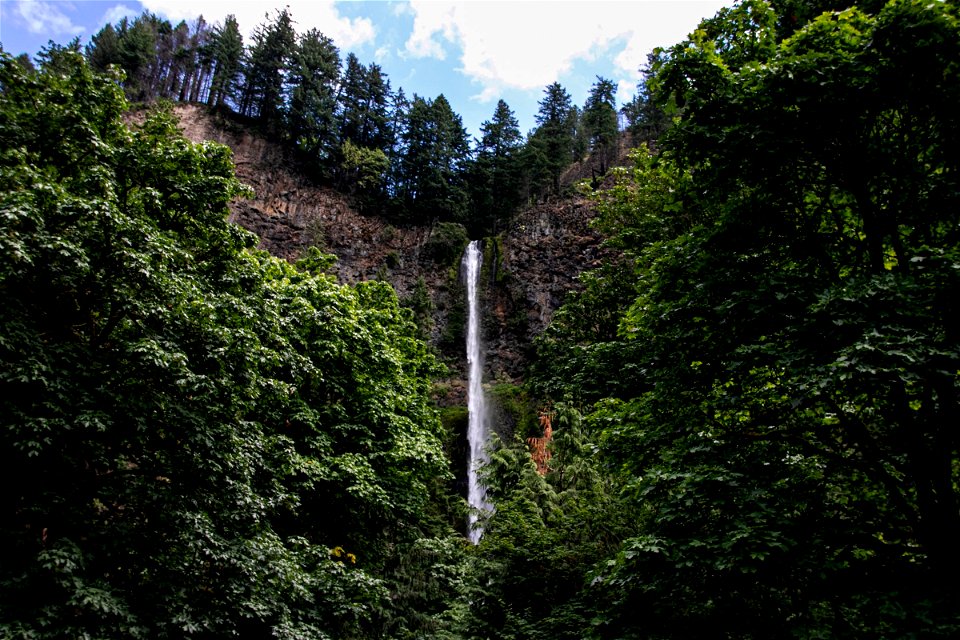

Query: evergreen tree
[395,95,470,224]
[337,53,368,146]
[239,9,296,127]
[85,23,121,72]
[164,20,191,99]
[113,15,157,100]
[469,99,524,235]
[338,55,394,155]
[533,81,574,195]
[287,28,340,169]
[519,128,553,204]
[480,100,523,159]
[621,52,670,143]
[334,54,395,201]
[361,63,395,153]
[621,82,664,144]
[86,12,208,103]
[206,15,244,109]
[384,87,410,205]
[569,104,589,163]
[391,94,428,216]
[583,76,618,173]
[183,16,215,103]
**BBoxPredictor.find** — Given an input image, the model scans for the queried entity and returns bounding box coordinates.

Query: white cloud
[374,45,392,63]
[99,4,140,27]
[140,0,375,50]
[404,0,729,102]
[14,0,85,36]
[616,78,636,102]
[391,2,413,18]
[404,2,457,60]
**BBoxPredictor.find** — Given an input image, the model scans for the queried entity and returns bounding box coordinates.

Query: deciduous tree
[0,51,449,639]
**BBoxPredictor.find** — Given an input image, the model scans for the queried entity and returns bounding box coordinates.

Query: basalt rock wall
[482,197,608,380]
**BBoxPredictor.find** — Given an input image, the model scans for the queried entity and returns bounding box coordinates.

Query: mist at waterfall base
[463,240,493,544]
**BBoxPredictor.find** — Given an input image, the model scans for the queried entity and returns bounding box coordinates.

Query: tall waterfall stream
[463,240,492,543]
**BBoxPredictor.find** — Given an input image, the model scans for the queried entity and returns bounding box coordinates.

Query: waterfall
[463,240,492,544]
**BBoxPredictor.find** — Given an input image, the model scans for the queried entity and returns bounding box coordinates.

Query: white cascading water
[463,240,492,544]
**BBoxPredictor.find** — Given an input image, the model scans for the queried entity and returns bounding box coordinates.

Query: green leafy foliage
[459,406,637,640]
[528,1,960,637]
[340,140,390,196]
[423,221,470,266]
[401,275,434,340]
[531,146,690,405]
[0,52,449,638]
[15,1,960,638]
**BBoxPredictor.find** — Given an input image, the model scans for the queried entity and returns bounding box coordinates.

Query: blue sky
[0,0,730,138]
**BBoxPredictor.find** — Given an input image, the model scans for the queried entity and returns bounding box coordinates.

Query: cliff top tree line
[21,7,648,237]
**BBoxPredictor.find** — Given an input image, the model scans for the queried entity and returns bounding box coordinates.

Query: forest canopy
[2,0,960,638]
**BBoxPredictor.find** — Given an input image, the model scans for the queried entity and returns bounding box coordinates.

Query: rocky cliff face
[170,104,608,390]
[485,197,607,378]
